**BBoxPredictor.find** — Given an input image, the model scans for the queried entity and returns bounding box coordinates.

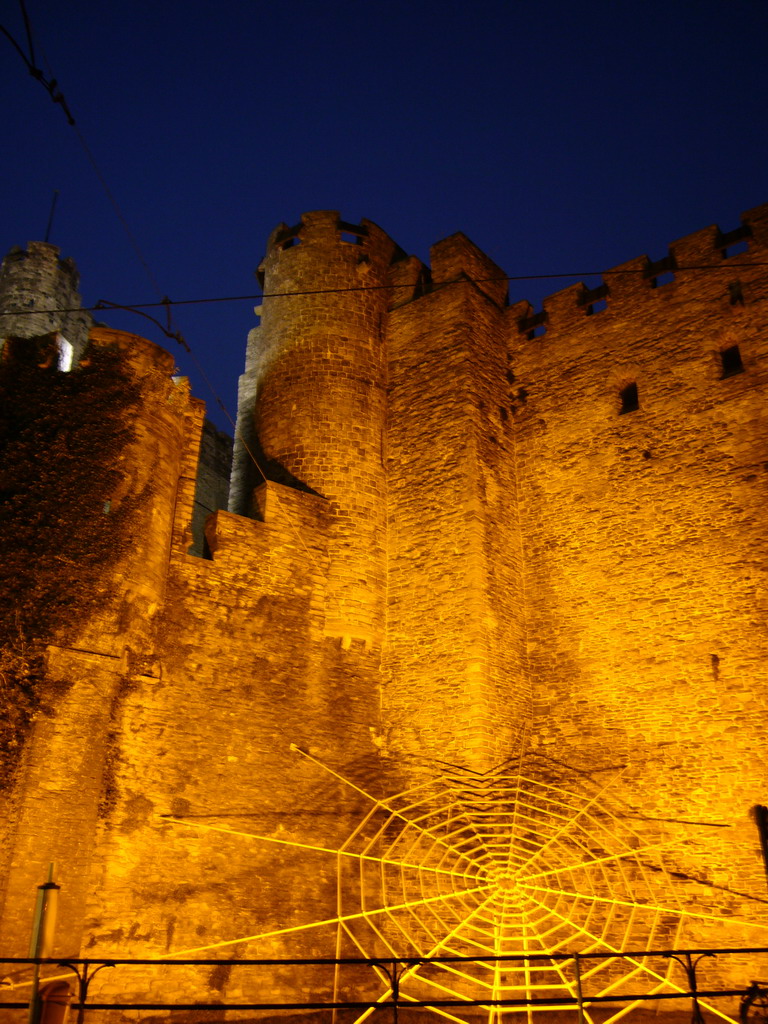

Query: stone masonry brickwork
[1,207,768,1017]
[0,241,92,361]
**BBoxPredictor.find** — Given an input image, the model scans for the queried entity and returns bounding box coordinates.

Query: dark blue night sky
[4,0,768,431]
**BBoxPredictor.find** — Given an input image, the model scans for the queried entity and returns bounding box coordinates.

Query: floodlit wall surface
[385,250,529,771]
[506,206,768,945]
[1,208,768,1020]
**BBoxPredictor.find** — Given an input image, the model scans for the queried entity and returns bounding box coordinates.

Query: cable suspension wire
[1,256,764,321]
[3,1,763,580]
[0,1,326,567]
[0,1,75,125]
[2,1,162,296]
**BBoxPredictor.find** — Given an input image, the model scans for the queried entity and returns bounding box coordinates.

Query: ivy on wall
[0,335,141,787]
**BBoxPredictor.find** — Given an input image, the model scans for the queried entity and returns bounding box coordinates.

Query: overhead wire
[2,1,764,572]
[0,255,764,322]
[1,0,320,565]
[5,9,768,933]
[1,1,74,124]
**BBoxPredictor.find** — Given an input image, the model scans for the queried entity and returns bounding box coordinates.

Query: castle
[1,206,768,1022]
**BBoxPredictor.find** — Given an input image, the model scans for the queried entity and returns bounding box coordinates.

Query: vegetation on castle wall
[0,335,142,786]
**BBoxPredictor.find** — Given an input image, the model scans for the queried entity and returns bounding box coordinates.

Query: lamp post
[27,866,60,1024]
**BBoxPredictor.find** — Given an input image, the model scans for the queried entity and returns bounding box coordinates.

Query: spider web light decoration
[168,749,768,1024]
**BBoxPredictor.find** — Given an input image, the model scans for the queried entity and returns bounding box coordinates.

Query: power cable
[5,10,306,550]
[1,258,765,322]
[1,1,74,124]
[3,7,245,466]
[0,2,313,559]
[2,2,764,570]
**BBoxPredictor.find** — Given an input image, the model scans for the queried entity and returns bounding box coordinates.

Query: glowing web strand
[164,816,476,880]
[533,896,740,1024]
[518,880,768,929]
[165,882,494,958]
[350,893,500,1024]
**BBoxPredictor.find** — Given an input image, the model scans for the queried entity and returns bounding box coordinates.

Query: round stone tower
[0,241,93,361]
[231,211,399,644]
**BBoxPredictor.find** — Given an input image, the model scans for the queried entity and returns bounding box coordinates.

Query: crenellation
[540,281,589,328]
[668,222,723,265]
[386,252,426,307]
[429,230,509,307]
[741,202,768,247]
[0,240,92,360]
[2,206,768,1019]
[498,207,768,350]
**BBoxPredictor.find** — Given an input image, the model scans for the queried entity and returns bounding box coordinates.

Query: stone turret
[0,242,92,363]
[230,211,399,643]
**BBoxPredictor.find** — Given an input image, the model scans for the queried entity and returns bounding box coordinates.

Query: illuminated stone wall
[230,212,398,645]
[1,207,768,1016]
[187,418,233,556]
[0,327,198,959]
[505,204,768,942]
[385,235,529,770]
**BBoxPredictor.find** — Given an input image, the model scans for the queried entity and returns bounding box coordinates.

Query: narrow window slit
[56,336,74,372]
[720,345,744,378]
[619,382,639,414]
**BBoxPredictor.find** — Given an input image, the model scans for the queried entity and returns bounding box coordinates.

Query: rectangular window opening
[527,326,546,339]
[619,382,639,414]
[340,231,363,245]
[720,345,744,378]
[586,299,607,315]
[280,236,301,250]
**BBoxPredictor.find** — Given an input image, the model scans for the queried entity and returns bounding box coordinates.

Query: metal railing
[1,945,767,1022]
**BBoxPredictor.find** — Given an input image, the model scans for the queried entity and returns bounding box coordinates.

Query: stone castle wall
[506,203,768,968]
[385,240,529,771]
[1,207,768,1016]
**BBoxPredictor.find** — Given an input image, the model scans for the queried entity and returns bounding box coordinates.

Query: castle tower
[4,208,768,1021]
[0,242,92,362]
[230,211,398,643]
[0,327,199,958]
[383,234,527,770]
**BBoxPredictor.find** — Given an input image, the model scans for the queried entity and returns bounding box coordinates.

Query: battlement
[1,241,81,286]
[0,240,92,361]
[430,232,508,308]
[257,210,400,287]
[505,203,768,341]
[3,205,768,1005]
[385,231,508,311]
[268,212,370,251]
